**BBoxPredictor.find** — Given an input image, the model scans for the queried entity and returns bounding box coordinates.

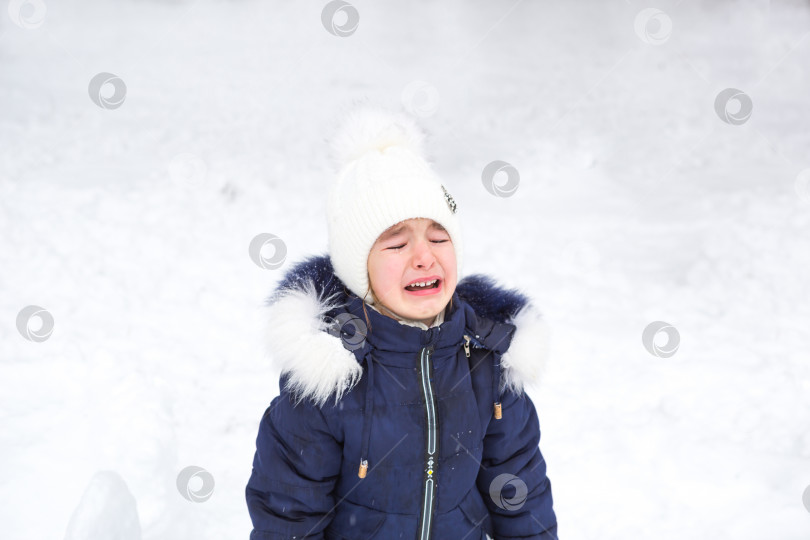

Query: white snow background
[2,0,810,538]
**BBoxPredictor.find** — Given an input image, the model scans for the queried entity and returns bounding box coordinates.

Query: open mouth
[404,278,441,292]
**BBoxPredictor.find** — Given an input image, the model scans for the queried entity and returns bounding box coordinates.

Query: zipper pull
[463,335,471,358]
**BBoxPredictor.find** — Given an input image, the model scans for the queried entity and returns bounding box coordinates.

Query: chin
[399,294,448,314]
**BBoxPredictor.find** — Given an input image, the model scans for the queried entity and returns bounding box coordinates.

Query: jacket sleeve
[245,388,343,540]
[476,385,558,540]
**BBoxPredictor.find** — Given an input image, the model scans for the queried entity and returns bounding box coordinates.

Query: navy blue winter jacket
[245,254,558,539]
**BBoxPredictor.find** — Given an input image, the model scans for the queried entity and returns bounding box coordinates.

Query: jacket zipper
[462,334,485,357]
[417,344,437,540]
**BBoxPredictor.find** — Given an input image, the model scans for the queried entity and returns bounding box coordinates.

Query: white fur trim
[500,304,551,396]
[263,279,363,408]
[263,278,548,407]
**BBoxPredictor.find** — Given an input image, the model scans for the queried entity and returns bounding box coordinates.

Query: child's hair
[357,271,454,333]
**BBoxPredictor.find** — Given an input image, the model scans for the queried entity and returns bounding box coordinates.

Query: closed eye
[388,240,448,250]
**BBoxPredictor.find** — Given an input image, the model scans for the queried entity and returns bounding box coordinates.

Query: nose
[411,237,437,268]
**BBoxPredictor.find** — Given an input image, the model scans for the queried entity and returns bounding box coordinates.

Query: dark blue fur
[454,272,531,324]
[265,253,530,324]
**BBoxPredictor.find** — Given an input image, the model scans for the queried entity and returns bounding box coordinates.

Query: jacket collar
[342,292,464,358]
[367,301,445,330]
[263,253,550,407]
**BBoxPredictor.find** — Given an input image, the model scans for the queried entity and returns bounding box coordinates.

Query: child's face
[367,218,457,326]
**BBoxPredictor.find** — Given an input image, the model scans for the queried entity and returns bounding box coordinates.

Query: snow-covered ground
[2,0,809,538]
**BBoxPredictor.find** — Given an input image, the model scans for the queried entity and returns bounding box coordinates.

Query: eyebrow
[380,222,446,241]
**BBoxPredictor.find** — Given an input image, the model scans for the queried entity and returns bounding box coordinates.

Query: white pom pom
[327,102,427,170]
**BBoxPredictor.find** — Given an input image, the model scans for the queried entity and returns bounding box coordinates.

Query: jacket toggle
[464,332,503,420]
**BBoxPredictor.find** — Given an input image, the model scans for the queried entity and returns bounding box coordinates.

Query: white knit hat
[325,103,463,303]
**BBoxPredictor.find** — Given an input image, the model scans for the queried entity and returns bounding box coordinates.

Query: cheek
[371,258,404,297]
[439,247,456,271]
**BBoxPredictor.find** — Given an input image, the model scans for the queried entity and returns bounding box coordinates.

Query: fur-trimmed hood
[262,254,551,408]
